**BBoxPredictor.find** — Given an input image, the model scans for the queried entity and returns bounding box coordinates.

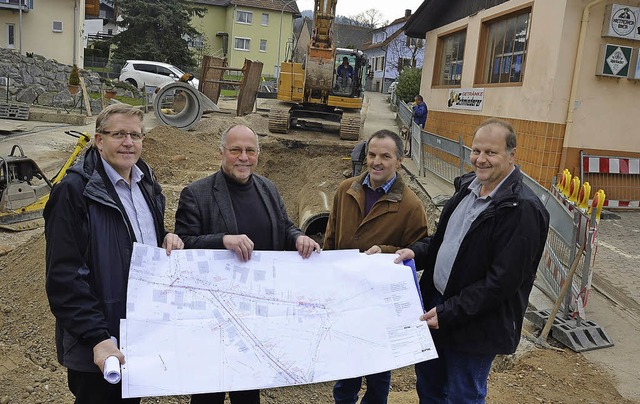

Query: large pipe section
[153,82,219,131]
[298,180,332,244]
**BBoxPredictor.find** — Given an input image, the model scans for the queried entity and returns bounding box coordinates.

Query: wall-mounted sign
[446,88,484,111]
[602,4,640,41]
[596,44,633,77]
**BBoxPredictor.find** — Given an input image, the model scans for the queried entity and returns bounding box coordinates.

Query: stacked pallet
[0,102,30,120]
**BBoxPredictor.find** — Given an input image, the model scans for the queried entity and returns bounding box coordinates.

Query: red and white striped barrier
[583,157,640,174]
[582,155,640,208]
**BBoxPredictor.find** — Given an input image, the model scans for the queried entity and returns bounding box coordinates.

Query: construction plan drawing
[120,243,437,398]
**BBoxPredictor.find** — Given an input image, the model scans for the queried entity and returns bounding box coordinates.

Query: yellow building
[191,0,301,77]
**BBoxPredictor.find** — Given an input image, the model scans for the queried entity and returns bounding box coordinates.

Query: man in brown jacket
[324,129,429,404]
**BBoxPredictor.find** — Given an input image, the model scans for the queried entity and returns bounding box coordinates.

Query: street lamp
[276,0,298,79]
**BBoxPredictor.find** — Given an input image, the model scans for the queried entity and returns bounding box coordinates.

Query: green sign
[602,44,632,77]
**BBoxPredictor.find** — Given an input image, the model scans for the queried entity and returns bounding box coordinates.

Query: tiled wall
[426,111,566,188]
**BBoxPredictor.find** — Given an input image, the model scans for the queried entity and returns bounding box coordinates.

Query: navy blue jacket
[413,102,428,128]
[44,147,167,372]
[412,167,549,354]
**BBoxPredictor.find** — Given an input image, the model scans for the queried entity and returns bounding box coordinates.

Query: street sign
[596,44,633,77]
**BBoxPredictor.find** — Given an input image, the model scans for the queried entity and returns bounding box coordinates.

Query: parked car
[119,60,199,90]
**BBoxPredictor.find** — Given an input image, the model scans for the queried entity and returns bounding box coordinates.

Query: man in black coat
[175,124,320,404]
[395,118,549,403]
[45,104,183,403]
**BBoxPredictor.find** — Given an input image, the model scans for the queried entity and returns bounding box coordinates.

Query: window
[52,21,63,33]
[479,8,531,84]
[235,37,250,51]
[6,24,15,48]
[434,29,465,86]
[261,13,269,26]
[236,10,252,24]
[373,32,386,44]
[260,39,267,52]
[405,37,423,48]
[398,57,413,71]
[156,66,174,77]
[372,56,385,72]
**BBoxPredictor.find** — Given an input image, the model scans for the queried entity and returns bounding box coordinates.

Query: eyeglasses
[100,130,145,141]
[223,147,258,157]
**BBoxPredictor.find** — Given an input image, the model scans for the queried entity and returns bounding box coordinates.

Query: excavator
[269,0,367,140]
[0,130,91,231]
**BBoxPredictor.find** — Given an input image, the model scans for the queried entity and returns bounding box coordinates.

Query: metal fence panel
[397,100,412,127]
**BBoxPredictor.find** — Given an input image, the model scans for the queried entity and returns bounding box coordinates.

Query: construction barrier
[580,152,640,209]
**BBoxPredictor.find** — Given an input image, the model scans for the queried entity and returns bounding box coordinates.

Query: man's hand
[162,233,184,255]
[365,245,382,255]
[419,307,439,329]
[295,235,321,258]
[394,248,415,264]
[93,338,123,373]
[223,234,255,262]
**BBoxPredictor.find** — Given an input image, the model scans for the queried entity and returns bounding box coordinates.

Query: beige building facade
[0,0,86,67]
[406,0,639,203]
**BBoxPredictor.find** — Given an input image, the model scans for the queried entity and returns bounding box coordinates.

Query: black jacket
[175,170,302,251]
[412,167,549,354]
[44,147,167,372]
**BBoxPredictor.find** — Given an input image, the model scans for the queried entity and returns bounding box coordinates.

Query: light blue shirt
[433,167,515,294]
[101,158,158,247]
[363,173,397,193]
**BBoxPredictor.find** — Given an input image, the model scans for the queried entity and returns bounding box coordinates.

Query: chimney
[405,9,411,17]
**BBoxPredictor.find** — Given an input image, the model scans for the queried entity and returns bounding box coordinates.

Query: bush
[68,65,80,86]
[395,68,422,104]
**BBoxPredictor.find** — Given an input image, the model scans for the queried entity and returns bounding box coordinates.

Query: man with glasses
[175,124,320,404]
[44,103,184,403]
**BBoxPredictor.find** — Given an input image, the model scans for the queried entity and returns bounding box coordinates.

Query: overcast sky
[294,0,424,24]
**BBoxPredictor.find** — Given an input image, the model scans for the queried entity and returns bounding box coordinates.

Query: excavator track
[268,107,290,134]
[339,112,362,140]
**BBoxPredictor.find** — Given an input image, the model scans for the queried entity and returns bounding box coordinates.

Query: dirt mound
[0,110,630,403]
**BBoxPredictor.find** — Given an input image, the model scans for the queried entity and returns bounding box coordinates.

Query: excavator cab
[332,49,366,98]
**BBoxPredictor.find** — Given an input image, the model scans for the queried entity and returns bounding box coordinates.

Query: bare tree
[353,9,387,28]
[385,35,424,77]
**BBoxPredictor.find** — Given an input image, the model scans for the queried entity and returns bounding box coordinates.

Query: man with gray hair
[396,118,550,403]
[175,124,320,404]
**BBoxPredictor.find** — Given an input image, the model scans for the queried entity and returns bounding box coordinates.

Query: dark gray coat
[175,171,302,251]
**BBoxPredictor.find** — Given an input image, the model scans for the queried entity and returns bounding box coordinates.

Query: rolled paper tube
[104,356,121,384]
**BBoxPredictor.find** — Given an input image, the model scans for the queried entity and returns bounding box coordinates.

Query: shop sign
[603,4,640,40]
[597,44,632,77]
[446,88,484,111]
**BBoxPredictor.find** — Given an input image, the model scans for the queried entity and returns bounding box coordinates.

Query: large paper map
[120,243,437,398]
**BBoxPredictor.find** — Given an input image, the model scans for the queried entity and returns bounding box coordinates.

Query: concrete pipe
[298,181,333,246]
[153,82,204,131]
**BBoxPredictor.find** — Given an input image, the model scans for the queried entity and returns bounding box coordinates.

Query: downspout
[73,0,78,66]
[560,0,604,171]
[230,5,236,69]
[18,1,22,54]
